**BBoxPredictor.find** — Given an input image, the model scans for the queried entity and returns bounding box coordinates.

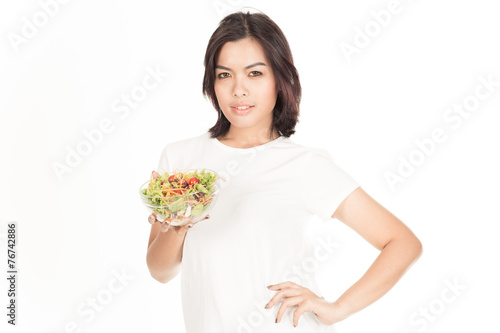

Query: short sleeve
[302,149,360,222]
[156,144,171,174]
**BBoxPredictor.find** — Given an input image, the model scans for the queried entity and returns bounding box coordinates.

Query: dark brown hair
[203,10,301,139]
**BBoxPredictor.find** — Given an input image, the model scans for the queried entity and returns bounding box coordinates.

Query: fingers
[265,286,300,312]
[276,296,302,325]
[292,301,309,327]
[268,281,298,290]
[177,222,194,233]
[148,214,157,225]
[159,220,171,233]
[173,222,195,235]
[150,216,196,234]
[265,282,327,327]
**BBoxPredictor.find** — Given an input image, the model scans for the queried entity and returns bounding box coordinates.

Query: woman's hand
[148,211,199,235]
[265,281,349,327]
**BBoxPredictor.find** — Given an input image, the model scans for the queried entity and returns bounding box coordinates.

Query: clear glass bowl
[139,170,221,226]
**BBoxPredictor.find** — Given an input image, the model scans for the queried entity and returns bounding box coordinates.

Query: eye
[249,71,262,77]
[217,72,230,79]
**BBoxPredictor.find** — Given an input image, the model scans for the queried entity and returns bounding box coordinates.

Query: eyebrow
[215,62,267,71]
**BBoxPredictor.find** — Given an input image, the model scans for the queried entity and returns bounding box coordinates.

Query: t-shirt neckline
[209,132,284,152]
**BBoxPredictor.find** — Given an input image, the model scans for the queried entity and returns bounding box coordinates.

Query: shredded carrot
[161,187,179,192]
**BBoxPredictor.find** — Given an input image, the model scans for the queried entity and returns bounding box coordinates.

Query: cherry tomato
[168,175,176,182]
[189,177,200,186]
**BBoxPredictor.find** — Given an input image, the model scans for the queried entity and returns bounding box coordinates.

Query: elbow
[146,257,179,284]
[147,265,173,284]
[150,272,170,284]
[397,228,423,262]
[410,236,423,262]
[387,233,423,263]
[146,257,171,284]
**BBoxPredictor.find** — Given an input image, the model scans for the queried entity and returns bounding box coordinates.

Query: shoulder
[282,137,336,162]
[279,136,319,153]
[285,139,356,183]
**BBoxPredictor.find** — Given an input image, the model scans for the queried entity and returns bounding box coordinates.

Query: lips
[231,104,254,115]
[231,104,254,109]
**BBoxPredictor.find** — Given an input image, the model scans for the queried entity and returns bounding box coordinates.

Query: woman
[146,10,422,332]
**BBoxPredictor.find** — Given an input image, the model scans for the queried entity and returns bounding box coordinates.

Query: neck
[218,128,280,148]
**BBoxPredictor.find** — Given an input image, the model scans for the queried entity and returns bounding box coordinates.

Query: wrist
[314,299,350,326]
[332,299,352,321]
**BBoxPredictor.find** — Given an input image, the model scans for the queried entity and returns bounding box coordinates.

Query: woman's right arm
[146,220,189,284]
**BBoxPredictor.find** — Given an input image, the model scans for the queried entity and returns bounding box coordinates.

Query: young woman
[146,10,422,332]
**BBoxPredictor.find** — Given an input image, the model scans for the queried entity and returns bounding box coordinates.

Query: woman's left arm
[328,186,423,320]
[266,186,423,326]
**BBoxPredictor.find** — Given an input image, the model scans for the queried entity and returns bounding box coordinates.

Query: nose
[232,77,248,97]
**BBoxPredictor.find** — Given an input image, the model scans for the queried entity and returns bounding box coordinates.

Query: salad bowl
[139,168,221,226]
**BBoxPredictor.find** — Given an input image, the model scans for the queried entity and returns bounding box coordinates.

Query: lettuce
[141,169,218,221]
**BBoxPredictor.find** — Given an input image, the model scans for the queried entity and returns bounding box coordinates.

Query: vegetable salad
[141,169,219,222]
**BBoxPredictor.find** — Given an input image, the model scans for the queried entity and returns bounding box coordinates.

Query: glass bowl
[139,169,221,226]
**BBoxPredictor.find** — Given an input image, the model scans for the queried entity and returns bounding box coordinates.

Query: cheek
[258,80,278,103]
[252,77,275,93]
[214,84,225,100]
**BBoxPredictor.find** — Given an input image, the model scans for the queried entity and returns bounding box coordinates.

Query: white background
[1,0,499,332]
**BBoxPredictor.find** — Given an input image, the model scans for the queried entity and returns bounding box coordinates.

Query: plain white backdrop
[1,0,499,332]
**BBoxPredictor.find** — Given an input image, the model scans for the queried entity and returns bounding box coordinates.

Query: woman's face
[214,37,278,136]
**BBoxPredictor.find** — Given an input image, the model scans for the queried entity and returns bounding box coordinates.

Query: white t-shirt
[156,131,360,333]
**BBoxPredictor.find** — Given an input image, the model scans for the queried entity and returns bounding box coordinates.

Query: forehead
[216,38,268,67]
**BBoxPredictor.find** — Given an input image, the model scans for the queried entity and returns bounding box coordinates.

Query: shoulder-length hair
[203,11,301,139]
